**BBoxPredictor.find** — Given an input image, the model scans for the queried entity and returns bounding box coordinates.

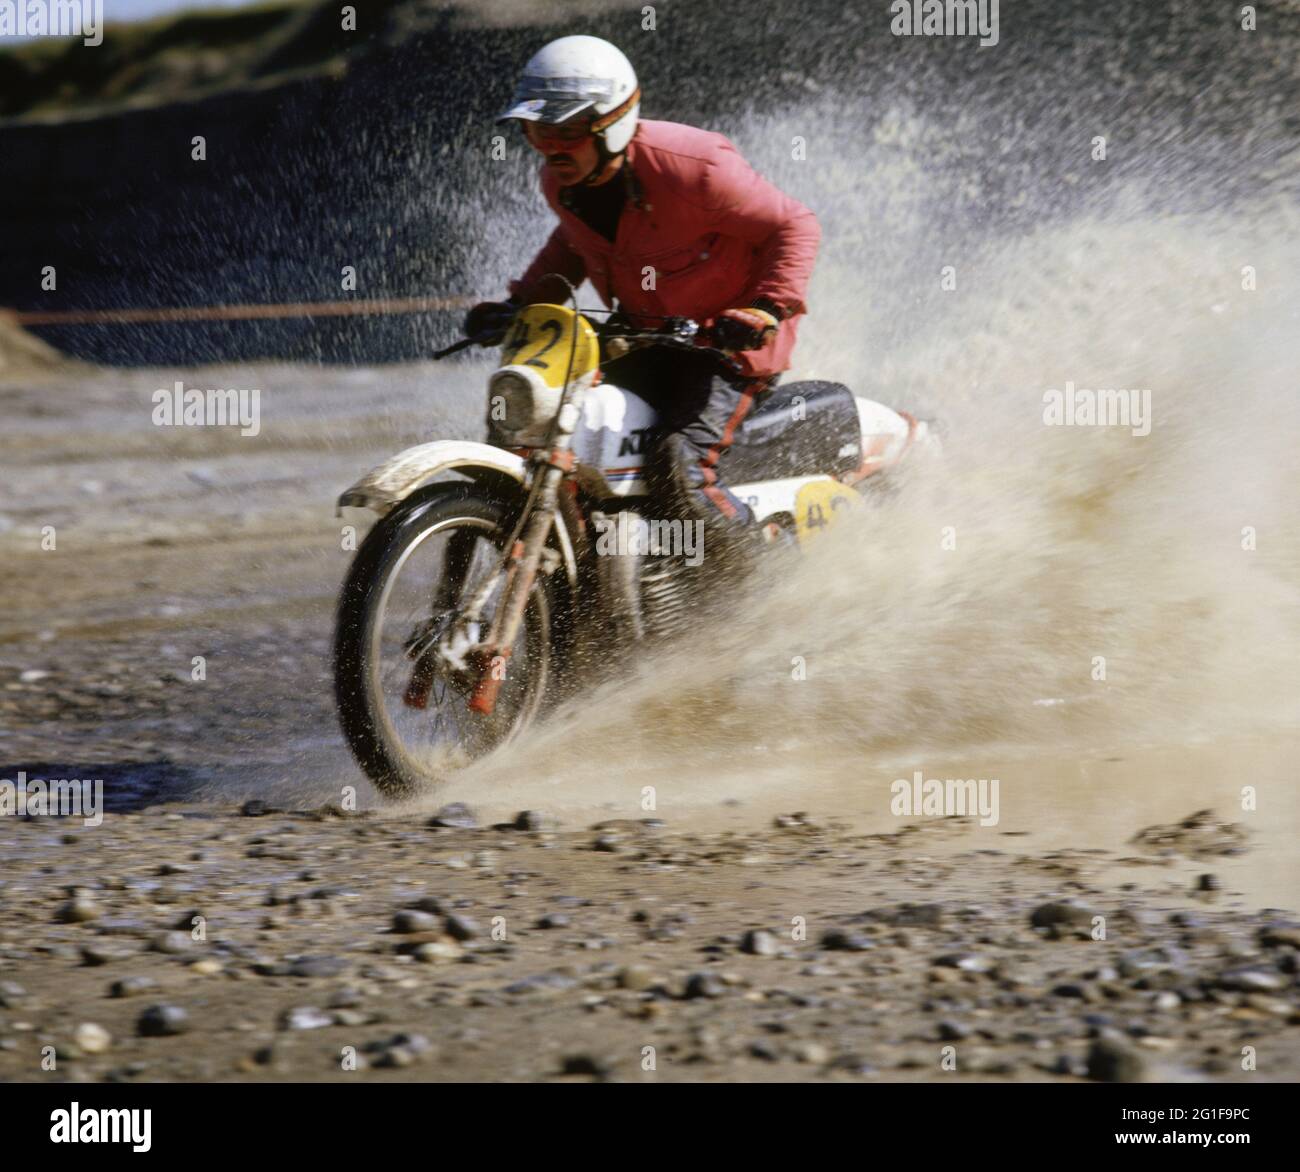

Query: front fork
[467,397,583,716]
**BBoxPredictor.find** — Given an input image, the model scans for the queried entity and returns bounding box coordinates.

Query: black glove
[712,305,780,352]
[463,299,518,342]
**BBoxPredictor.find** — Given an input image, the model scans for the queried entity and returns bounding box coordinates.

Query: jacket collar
[554,137,649,213]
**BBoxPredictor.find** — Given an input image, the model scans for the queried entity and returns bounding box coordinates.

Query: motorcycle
[333,294,939,796]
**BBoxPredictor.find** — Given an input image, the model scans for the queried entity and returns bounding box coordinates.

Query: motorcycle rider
[466,35,820,572]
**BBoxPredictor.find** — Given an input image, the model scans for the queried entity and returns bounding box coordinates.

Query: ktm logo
[617,427,658,457]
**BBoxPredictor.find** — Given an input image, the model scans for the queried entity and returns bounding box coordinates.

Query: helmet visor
[497,75,615,125]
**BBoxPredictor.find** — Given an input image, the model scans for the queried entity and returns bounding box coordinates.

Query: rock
[1217,968,1286,993]
[240,799,271,817]
[372,1033,433,1068]
[617,965,654,991]
[288,956,347,979]
[821,929,874,952]
[428,802,478,829]
[683,972,725,1000]
[512,810,547,832]
[537,913,570,929]
[561,1052,613,1077]
[773,812,814,829]
[1086,1037,1149,1082]
[1259,925,1300,950]
[791,1041,830,1064]
[741,929,779,957]
[151,931,192,954]
[281,1006,333,1031]
[1196,874,1221,892]
[80,943,135,967]
[413,941,463,964]
[111,976,158,999]
[592,835,621,853]
[0,980,28,1007]
[392,910,439,934]
[74,1023,111,1054]
[444,914,480,941]
[937,1020,971,1041]
[934,953,995,973]
[504,973,577,996]
[1030,902,1097,929]
[137,1005,189,1037]
[57,897,100,924]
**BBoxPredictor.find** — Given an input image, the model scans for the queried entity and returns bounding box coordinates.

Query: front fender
[336,440,528,516]
[336,439,581,592]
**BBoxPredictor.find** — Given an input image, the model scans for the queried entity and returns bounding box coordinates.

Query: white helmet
[497,35,640,155]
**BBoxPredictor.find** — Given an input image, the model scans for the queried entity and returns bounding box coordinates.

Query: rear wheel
[334,483,557,797]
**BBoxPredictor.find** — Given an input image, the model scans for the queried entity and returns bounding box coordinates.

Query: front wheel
[334,483,558,797]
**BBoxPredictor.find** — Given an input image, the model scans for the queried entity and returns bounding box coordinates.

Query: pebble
[392,910,440,934]
[428,803,478,829]
[444,914,480,941]
[137,1005,189,1037]
[617,965,654,991]
[934,953,995,973]
[281,1006,333,1031]
[1030,902,1098,929]
[561,1052,613,1077]
[413,941,463,964]
[152,931,193,954]
[791,1041,830,1064]
[57,897,100,924]
[288,956,347,979]
[683,972,725,999]
[75,1023,111,1054]
[741,929,779,957]
[1086,1036,1149,1082]
[111,976,159,999]
[821,930,873,952]
[80,943,135,967]
[1217,968,1286,993]
[0,981,28,1007]
[372,1033,433,1068]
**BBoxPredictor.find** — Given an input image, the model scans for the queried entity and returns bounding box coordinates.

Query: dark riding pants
[605,347,774,567]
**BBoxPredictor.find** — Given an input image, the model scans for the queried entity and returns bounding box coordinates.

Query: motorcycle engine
[638,549,694,641]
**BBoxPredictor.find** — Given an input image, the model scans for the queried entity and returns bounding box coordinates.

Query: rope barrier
[4,295,476,327]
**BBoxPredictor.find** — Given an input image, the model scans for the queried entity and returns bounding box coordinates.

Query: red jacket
[509,119,820,378]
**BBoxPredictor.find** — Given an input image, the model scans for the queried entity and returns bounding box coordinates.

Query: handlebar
[434,312,735,367]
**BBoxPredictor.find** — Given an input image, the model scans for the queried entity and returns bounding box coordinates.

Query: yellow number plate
[499,303,599,389]
[794,480,859,544]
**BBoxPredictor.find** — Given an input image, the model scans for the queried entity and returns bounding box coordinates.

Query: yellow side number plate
[794,480,859,544]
